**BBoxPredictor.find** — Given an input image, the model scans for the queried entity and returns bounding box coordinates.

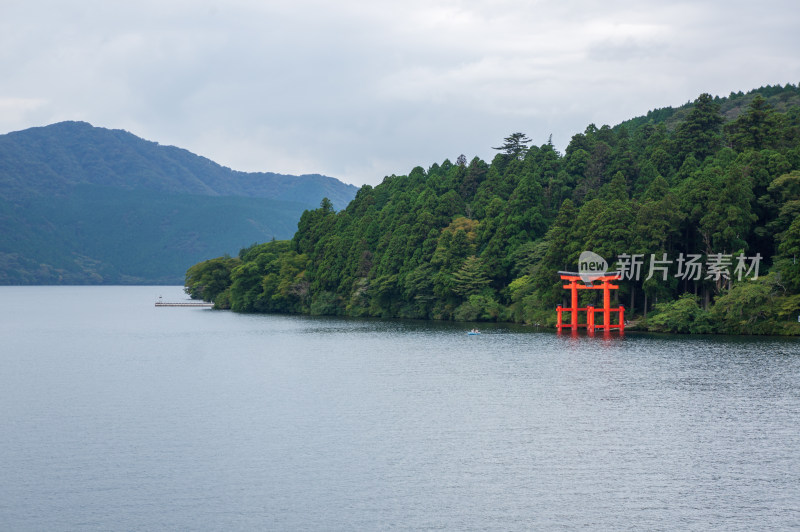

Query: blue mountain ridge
[0,121,359,284]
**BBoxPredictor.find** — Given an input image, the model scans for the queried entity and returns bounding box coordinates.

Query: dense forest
[186,85,800,335]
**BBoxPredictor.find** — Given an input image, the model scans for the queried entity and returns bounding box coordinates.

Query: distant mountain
[0,122,359,284]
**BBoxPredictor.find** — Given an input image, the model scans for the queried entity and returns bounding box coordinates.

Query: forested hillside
[0,122,358,284]
[186,85,800,335]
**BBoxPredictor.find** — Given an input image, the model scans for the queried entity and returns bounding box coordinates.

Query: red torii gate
[556,272,625,334]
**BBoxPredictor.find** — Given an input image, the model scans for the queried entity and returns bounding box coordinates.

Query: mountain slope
[0,121,357,209]
[0,122,358,284]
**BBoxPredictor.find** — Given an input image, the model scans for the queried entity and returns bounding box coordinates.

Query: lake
[1,286,799,530]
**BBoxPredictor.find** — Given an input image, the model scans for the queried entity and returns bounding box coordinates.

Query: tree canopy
[186,84,800,335]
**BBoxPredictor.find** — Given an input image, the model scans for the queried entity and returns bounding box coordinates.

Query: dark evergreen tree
[492,132,532,160]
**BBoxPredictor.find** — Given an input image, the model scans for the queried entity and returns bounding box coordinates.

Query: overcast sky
[2,1,799,186]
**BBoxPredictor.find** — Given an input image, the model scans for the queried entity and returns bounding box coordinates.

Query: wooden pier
[155,298,214,308]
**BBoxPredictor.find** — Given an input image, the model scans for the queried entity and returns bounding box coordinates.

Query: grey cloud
[1,0,799,186]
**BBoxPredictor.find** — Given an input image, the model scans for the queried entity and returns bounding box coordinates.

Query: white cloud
[1,0,799,185]
[0,97,50,130]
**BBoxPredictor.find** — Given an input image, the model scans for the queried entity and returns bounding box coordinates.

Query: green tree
[320,197,334,214]
[698,163,756,254]
[451,256,491,297]
[648,294,713,334]
[493,132,531,160]
[534,199,579,305]
[724,95,787,151]
[184,256,240,303]
[777,216,800,292]
[633,176,683,316]
[674,93,723,164]
[709,273,781,334]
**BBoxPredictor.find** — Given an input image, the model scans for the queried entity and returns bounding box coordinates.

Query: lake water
[1,286,799,530]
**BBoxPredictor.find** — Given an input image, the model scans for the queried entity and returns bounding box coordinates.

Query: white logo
[578,251,608,285]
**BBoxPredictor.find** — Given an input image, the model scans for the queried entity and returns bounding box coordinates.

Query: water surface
[1,286,798,530]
